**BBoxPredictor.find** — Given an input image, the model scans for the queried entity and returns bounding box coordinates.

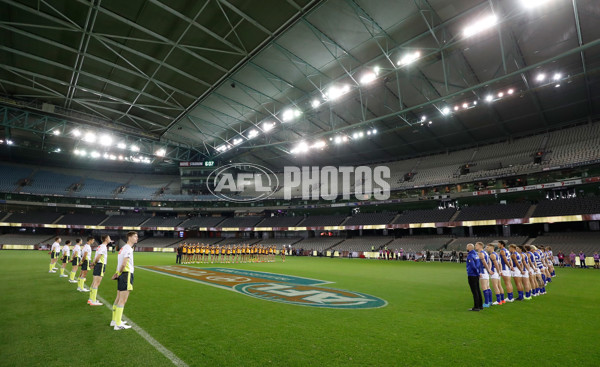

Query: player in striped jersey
[546,247,556,278]
[509,244,525,301]
[497,241,514,302]
[486,244,504,305]
[476,242,493,308]
[88,235,110,306]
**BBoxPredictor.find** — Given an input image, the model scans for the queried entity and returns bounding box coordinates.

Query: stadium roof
[1,0,599,169]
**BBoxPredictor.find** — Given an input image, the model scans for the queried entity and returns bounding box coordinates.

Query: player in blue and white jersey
[497,241,514,302]
[476,242,493,308]
[486,244,504,305]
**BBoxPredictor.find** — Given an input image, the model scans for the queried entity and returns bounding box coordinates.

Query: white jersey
[61,244,70,258]
[72,244,81,259]
[51,242,61,253]
[95,244,108,265]
[82,244,92,261]
[117,244,134,274]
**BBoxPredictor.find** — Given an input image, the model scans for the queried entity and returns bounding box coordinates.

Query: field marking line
[96,295,189,367]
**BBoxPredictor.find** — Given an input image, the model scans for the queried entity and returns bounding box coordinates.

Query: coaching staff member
[176,244,183,264]
[466,243,483,311]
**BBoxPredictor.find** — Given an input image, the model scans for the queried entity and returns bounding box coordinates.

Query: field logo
[206,163,279,202]
[142,266,386,309]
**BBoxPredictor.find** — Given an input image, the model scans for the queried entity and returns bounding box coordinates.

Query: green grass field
[1,251,598,367]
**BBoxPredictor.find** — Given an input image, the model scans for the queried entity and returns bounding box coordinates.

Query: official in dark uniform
[466,243,483,311]
[176,244,183,264]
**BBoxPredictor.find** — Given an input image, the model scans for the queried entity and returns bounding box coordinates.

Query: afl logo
[207,163,279,203]
[234,282,387,309]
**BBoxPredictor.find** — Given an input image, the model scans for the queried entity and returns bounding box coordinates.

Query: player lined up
[179,243,280,264]
[467,241,556,311]
[48,232,137,331]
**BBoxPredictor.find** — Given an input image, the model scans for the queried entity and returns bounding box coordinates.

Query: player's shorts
[93,263,106,277]
[480,270,489,280]
[51,252,56,259]
[71,257,81,266]
[595,260,599,264]
[501,269,511,277]
[62,256,68,264]
[511,270,521,278]
[558,258,564,263]
[490,272,500,280]
[118,272,134,291]
[522,270,529,277]
[535,268,541,275]
[81,260,90,271]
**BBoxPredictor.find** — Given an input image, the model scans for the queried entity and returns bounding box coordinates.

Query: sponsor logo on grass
[142,266,386,309]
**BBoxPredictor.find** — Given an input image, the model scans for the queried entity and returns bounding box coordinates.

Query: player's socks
[112,304,117,322]
[49,263,53,271]
[496,294,501,303]
[69,271,76,281]
[115,305,124,326]
[60,268,64,276]
[518,291,524,299]
[90,288,98,302]
[541,274,546,284]
[507,292,512,300]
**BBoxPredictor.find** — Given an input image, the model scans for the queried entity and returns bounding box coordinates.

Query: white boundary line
[96,295,189,367]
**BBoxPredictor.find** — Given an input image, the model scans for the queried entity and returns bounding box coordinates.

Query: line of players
[475,241,556,308]
[180,243,282,264]
[48,233,136,330]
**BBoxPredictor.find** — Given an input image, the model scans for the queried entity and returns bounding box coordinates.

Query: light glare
[463,15,498,38]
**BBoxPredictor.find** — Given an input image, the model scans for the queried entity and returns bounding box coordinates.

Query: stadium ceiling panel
[0,0,599,170]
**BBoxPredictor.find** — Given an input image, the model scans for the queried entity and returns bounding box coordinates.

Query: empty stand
[298,215,347,227]
[56,213,107,226]
[180,217,225,228]
[102,215,150,227]
[344,212,396,226]
[217,217,266,228]
[0,234,55,245]
[142,216,186,227]
[530,232,600,254]
[393,208,457,224]
[446,236,528,251]
[4,212,61,224]
[295,237,344,251]
[532,197,600,217]
[331,236,393,252]
[386,236,453,253]
[255,216,303,227]
[455,203,532,221]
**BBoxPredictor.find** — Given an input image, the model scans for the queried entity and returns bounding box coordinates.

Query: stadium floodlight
[326,85,351,100]
[553,73,562,81]
[342,136,348,142]
[99,134,112,147]
[334,136,342,144]
[109,154,116,160]
[353,132,359,139]
[485,95,494,102]
[117,142,127,149]
[473,101,478,105]
[216,144,228,152]
[507,88,514,95]
[130,145,140,152]
[103,153,109,159]
[79,149,86,156]
[83,132,96,143]
[72,129,81,137]
[367,131,372,135]
[118,155,124,160]
[498,92,504,97]
[555,84,560,88]
[155,148,166,157]
[536,73,546,82]
[442,107,451,115]
[73,149,80,155]
[291,141,309,154]
[7,139,13,145]
[360,72,377,85]
[311,99,321,108]
[90,151,100,158]
[52,130,60,136]
[421,115,426,121]
[428,121,432,125]
[397,51,421,66]
[232,138,243,146]
[247,129,259,139]
[463,15,498,38]
[454,106,460,111]
[373,66,380,75]
[372,129,377,134]
[521,0,551,9]
[0,139,3,144]
[282,109,301,122]
[462,103,468,109]
[263,122,275,132]
[312,141,326,149]
[359,132,364,137]
[53,148,61,153]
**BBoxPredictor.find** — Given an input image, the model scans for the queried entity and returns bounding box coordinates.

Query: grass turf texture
[0,251,597,367]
